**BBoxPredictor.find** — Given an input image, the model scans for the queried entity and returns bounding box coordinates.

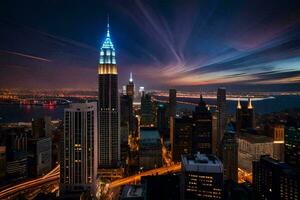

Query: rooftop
[140,128,160,141]
[182,152,223,173]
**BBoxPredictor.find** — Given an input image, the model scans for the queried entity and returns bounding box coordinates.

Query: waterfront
[1,95,300,123]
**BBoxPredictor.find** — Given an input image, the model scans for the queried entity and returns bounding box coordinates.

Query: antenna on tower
[106,14,110,37]
[129,72,133,83]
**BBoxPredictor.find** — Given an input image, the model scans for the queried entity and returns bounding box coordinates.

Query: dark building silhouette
[236,98,255,132]
[169,89,176,159]
[285,127,300,169]
[141,174,180,200]
[141,93,154,127]
[157,103,168,138]
[173,116,193,162]
[217,87,227,156]
[253,155,300,200]
[192,95,212,154]
[221,122,238,182]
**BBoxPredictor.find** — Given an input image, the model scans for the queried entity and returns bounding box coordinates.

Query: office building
[217,88,227,156]
[139,128,162,170]
[126,72,135,98]
[169,89,176,158]
[211,112,218,155]
[221,122,238,182]
[253,155,300,200]
[238,131,273,172]
[60,102,98,193]
[28,137,52,177]
[181,153,223,200]
[285,127,300,168]
[32,116,52,138]
[173,116,193,162]
[192,95,212,154]
[236,98,255,132]
[141,93,154,127]
[98,20,120,168]
[157,103,168,138]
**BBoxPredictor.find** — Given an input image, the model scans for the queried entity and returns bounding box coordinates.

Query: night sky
[1,0,300,92]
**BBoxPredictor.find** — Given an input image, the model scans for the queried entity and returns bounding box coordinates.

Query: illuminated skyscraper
[236,98,255,132]
[98,20,120,168]
[126,72,134,98]
[60,102,98,193]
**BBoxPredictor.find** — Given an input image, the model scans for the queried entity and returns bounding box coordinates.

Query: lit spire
[106,15,110,38]
[129,72,133,83]
[237,97,242,109]
[248,97,253,109]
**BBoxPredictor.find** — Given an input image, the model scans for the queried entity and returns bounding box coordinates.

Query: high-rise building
[139,128,162,170]
[173,116,193,162]
[60,102,98,193]
[28,137,52,177]
[217,88,227,156]
[181,153,223,200]
[157,103,168,138]
[141,93,154,127]
[126,72,134,98]
[285,127,300,169]
[253,155,300,200]
[192,95,212,154]
[169,89,176,159]
[98,20,120,168]
[32,116,52,138]
[236,98,255,132]
[221,122,238,182]
[238,130,274,172]
[211,112,218,155]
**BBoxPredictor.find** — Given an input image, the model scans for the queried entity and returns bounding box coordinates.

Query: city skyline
[1,0,300,92]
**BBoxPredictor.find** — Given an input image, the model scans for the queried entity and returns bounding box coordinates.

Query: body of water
[0,95,300,123]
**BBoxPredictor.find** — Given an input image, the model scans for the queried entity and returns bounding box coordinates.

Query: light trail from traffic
[0,165,60,199]
[108,163,181,189]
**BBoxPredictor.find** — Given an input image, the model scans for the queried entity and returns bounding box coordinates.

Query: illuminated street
[109,163,181,189]
[0,165,60,199]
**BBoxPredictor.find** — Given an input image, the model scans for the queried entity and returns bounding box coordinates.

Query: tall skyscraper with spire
[98,18,120,168]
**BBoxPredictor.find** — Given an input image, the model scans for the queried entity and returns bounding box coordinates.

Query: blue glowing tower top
[99,17,116,67]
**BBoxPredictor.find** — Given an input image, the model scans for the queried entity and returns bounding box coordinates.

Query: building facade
[181,153,223,200]
[173,116,193,162]
[253,155,300,200]
[98,21,120,168]
[192,95,212,154]
[139,128,162,170]
[217,88,227,156]
[285,127,300,169]
[60,102,98,193]
[221,122,238,182]
[236,98,255,132]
